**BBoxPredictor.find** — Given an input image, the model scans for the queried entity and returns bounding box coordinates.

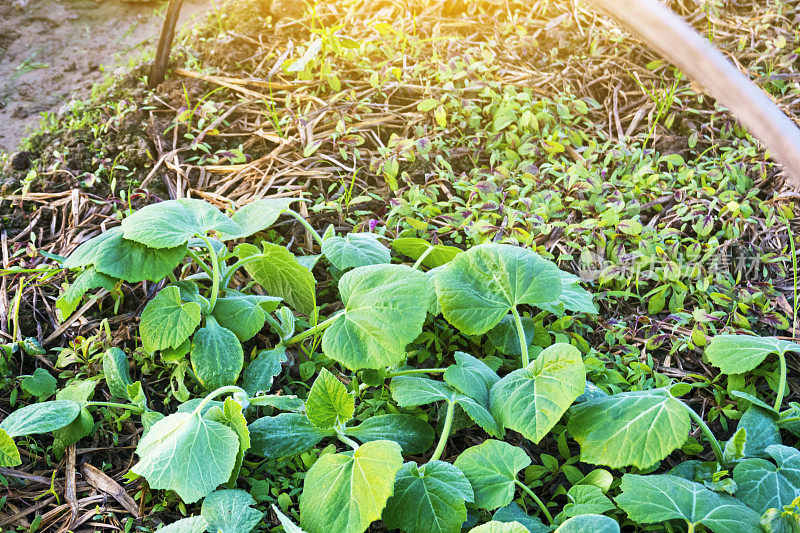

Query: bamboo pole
[149,0,185,88]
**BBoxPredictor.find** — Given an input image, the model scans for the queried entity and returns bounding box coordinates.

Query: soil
[0,0,209,154]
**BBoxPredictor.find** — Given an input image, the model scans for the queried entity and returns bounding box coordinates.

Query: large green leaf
[56,267,117,320]
[0,429,21,467]
[236,243,316,316]
[469,521,529,532]
[201,489,262,533]
[555,515,619,533]
[562,485,615,517]
[156,516,209,533]
[190,317,244,390]
[434,244,562,335]
[0,400,81,437]
[706,335,800,374]
[537,272,597,316]
[738,405,781,458]
[493,503,549,533]
[64,227,186,283]
[490,343,585,443]
[140,286,202,353]
[242,346,288,396]
[121,200,240,248]
[249,413,334,459]
[212,293,280,342]
[299,440,403,533]
[322,264,430,371]
[347,414,434,455]
[103,347,133,400]
[453,439,531,511]
[391,237,462,269]
[383,460,474,533]
[568,389,690,469]
[305,368,355,429]
[486,314,537,358]
[132,411,239,503]
[615,474,762,533]
[223,198,299,240]
[205,398,251,485]
[444,352,500,407]
[322,233,391,270]
[734,445,800,513]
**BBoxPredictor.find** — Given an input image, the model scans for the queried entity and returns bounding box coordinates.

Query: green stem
[386,368,447,378]
[681,401,726,466]
[199,235,220,311]
[511,307,529,367]
[186,248,214,277]
[167,271,178,283]
[86,401,144,413]
[286,209,324,247]
[284,312,344,345]
[192,385,245,417]
[337,433,360,451]
[776,351,788,412]
[412,247,434,270]
[220,254,264,287]
[787,217,799,337]
[687,521,696,533]
[430,399,455,462]
[514,479,554,525]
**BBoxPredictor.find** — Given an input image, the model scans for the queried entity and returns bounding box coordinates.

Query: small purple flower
[368,219,380,232]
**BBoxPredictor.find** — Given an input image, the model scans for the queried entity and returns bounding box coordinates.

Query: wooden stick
[585,0,800,186]
[150,0,185,88]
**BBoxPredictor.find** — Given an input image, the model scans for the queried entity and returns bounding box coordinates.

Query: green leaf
[249,413,334,459]
[391,376,453,407]
[435,244,562,335]
[492,503,549,533]
[223,198,300,240]
[190,317,244,390]
[391,237,462,269]
[212,293,280,342]
[64,227,187,283]
[0,400,81,437]
[322,233,391,270]
[724,427,747,463]
[20,368,57,398]
[615,474,762,532]
[490,343,585,443]
[242,346,288,396]
[486,314,536,358]
[205,398,251,485]
[739,405,781,458]
[322,264,430,371]
[734,445,800,513]
[761,508,800,533]
[444,352,500,407]
[201,489,262,533]
[383,460,474,533]
[347,414,434,455]
[453,439,531,511]
[250,395,305,412]
[537,272,597,315]
[300,440,403,533]
[52,380,96,452]
[0,429,21,467]
[706,335,800,374]
[156,516,209,532]
[56,267,117,321]
[562,485,615,517]
[555,515,620,533]
[469,521,528,532]
[121,200,239,248]
[140,286,202,353]
[132,411,240,503]
[273,505,306,533]
[236,243,316,316]
[568,389,690,469]
[306,368,355,428]
[103,347,133,399]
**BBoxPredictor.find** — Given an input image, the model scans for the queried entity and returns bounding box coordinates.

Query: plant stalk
[386,368,447,378]
[86,401,144,413]
[430,399,456,462]
[776,351,788,412]
[285,311,344,345]
[682,402,726,466]
[337,433,360,451]
[514,479,554,525]
[412,247,434,270]
[220,254,266,287]
[199,235,220,311]
[286,210,324,247]
[192,385,245,416]
[186,248,214,277]
[511,307,529,367]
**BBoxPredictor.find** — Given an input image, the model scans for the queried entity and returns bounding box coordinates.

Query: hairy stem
[386,368,447,378]
[199,235,220,311]
[284,311,344,345]
[192,385,245,417]
[286,209,324,247]
[511,307,529,367]
[412,247,434,270]
[776,351,788,412]
[86,401,144,414]
[186,248,214,277]
[682,402,725,466]
[220,254,266,287]
[430,399,456,462]
[337,433,360,451]
[514,480,554,525]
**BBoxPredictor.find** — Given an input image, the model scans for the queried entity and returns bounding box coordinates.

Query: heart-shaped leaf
[222,198,299,240]
[391,237,462,269]
[490,343,585,443]
[706,335,800,374]
[212,293,280,342]
[0,400,81,437]
[20,368,57,398]
[322,233,391,270]
[444,352,500,407]
[434,244,562,335]
[322,264,430,371]
[568,389,690,469]
[201,489,262,533]
[236,243,316,316]
[453,439,530,511]
[615,474,762,532]
[122,200,240,248]
[734,445,800,513]
[306,368,355,428]
[140,286,202,353]
[347,414,434,455]
[383,460,474,533]
[132,411,239,503]
[249,413,333,459]
[299,440,403,533]
[190,317,244,390]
